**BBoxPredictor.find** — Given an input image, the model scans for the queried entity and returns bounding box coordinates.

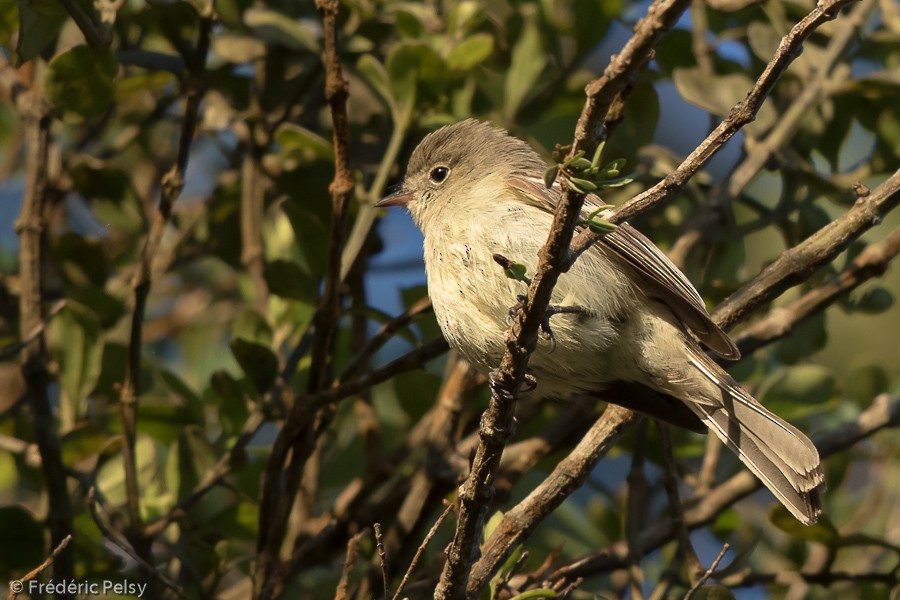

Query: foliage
[0,0,899,598]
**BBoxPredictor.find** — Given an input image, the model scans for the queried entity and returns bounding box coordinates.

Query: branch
[548,393,900,581]
[572,0,692,154]
[117,11,214,552]
[713,170,900,330]
[254,0,356,590]
[569,0,862,259]
[734,225,900,356]
[14,67,75,588]
[7,535,72,600]
[435,2,693,598]
[465,406,637,594]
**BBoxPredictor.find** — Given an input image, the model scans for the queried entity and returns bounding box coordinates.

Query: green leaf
[446,33,494,71]
[264,259,318,303]
[357,54,396,113]
[759,364,835,415]
[243,7,319,52]
[447,1,484,36]
[61,424,113,464]
[52,232,108,287]
[673,67,776,135]
[847,286,894,314]
[230,338,278,394]
[274,123,334,164]
[45,46,118,123]
[508,590,558,600]
[504,8,545,119]
[208,372,251,433]
[15,0,67,64]
[232,310,274,347]
[48,302,104,430]
[210,32,267,63]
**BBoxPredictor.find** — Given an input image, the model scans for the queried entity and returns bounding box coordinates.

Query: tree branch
[117,10,214,555]
[14,67,75,591]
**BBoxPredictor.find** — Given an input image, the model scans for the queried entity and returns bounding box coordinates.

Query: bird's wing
[507,172,740,359]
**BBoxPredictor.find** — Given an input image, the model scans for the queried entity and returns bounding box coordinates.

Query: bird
[377,119,824,524]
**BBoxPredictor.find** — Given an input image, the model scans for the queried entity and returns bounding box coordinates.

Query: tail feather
[687,354,824,524]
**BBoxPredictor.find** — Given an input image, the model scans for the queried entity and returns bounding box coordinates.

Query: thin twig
[733,225,900,356]
[466,406,638,594]
[625,423,648,600]
[7,535,72,600]
[569,0,863,259]
[118,11,214,554]
[0,300,65,359]
[683,543,730,600]
[658,423,702,584]
[254,0,355,589]
[86,488,188,599]
[334,530,368,600]
[374,523,390,600]
[713,169,900,330]
[393,504,454,600]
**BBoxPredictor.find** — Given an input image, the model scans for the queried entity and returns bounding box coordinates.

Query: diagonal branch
[568,0,862,261]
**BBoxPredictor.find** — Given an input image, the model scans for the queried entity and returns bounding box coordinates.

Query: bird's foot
[539,304,585,353]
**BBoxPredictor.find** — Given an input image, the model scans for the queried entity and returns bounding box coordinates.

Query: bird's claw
[539,304,585,353]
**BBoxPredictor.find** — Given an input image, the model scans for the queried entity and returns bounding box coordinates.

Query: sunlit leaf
[48,302,104,430]
[244,8,318,52]
[504,8,545,119]
[446,33,493,71]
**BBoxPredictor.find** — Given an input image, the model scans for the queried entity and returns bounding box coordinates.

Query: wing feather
[507,173,740,359]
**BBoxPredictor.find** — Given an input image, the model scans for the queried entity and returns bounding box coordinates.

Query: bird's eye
[429,166,449,184]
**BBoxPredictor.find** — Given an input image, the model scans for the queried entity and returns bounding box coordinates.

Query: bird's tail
[686,351,824,525]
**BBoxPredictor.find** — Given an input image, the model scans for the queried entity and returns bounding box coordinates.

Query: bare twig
[58,0,112,46]
[658,423,702,584]
[466,406,638,595]
[725,0,878,200]
[334,530,368,600]
[393,504,454,600]
[7,535,72,600]
[569,0,862,258]
[86,488,188,599]
[375,523,390,600]
[683,543,730,600]
[733,225,900,356]
[15,66,74,588]
[626,423,649,600]
[713,169,900,330]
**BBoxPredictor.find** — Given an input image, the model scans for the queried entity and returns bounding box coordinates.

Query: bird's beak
[376,188,413,208]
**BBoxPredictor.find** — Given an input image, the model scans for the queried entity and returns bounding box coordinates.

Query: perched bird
[378,119,824,524]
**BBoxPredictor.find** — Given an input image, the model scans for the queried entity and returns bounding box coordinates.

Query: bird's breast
[421,204,637,395]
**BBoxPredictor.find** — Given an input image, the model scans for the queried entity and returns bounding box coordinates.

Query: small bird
[377,119,824,524]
